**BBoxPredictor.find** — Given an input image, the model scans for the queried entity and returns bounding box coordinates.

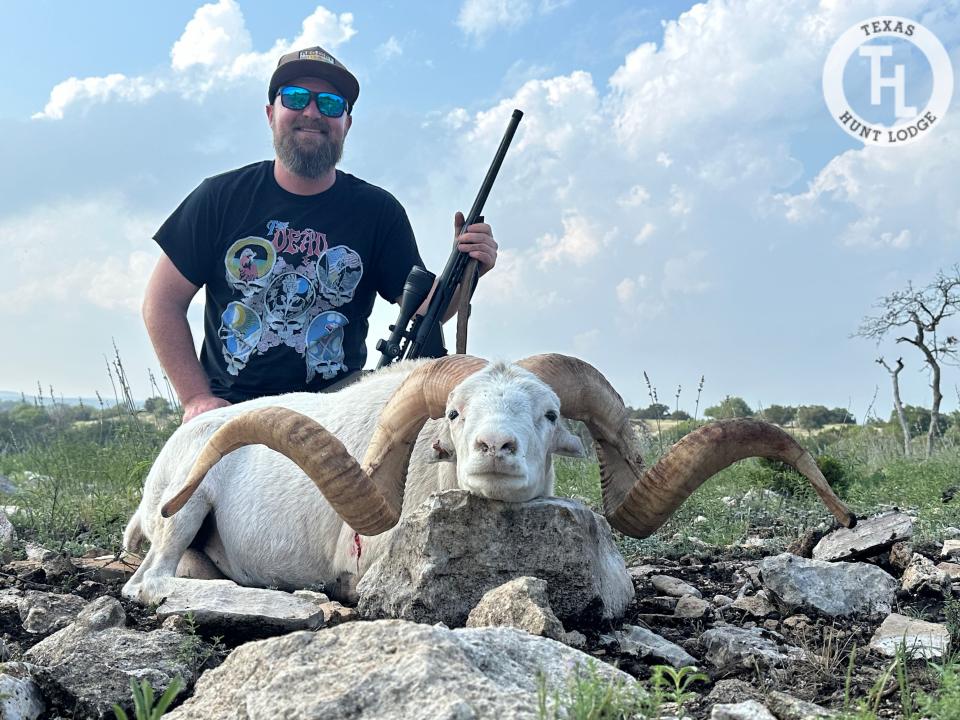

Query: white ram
[122,354,855,605]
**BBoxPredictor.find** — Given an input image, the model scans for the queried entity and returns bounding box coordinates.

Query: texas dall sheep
[121,354,855,605]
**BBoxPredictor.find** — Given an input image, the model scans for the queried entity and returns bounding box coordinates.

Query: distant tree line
[0,396,176,451]
[626,396,855,429]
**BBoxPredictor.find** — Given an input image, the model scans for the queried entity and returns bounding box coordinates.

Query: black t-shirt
[154,161,423,402]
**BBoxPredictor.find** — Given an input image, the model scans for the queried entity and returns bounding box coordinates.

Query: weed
[648,664,709,714]
[945,597,960,648]
[175,612,227,677]
[536,659,658,720]
[797,623,855,678]
[113,676,184,720]
[917,655,960,720]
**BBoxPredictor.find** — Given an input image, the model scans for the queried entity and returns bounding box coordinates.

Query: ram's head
[161,354,856,537]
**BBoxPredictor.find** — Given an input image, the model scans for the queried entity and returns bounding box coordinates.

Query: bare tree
[877,357,910,455]
[856,266,960,458]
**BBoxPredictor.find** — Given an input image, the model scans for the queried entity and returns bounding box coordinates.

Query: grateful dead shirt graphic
[305,311,349,381]
[263,272,316,335]
[316,245,362,306]
[224,237,276,299]
[218,221,363,383]
[219,302,262,375]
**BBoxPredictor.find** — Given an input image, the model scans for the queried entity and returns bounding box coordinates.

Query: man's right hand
[182,394,232,424]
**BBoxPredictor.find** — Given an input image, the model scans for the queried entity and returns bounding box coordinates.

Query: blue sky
[2,0,958,420]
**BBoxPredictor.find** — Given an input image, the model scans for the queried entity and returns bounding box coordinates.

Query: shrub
[750,453,852,499]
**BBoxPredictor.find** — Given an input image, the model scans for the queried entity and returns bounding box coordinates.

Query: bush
[750,453,852,499]
[704,396,753,419]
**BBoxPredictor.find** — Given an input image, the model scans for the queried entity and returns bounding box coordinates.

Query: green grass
[0,413,175,553]
[536,661,709,720]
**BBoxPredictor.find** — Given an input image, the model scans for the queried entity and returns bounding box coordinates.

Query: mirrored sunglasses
[279,86,348,117]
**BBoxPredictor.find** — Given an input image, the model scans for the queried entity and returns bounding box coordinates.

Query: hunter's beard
[272,121,344,179]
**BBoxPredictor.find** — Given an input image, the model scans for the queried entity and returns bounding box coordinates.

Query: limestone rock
[888,541,914,573]
[812,512,913,561]
[73,554,140,583]
[24,596,195,719]
[674,595,711,618]
[942,539,960,561]
[0,508,16,548]
[700,626,807,672]
[17,591,87,634]
[766,690,838,719]
[651,574,702,598]
[40,554,76,583]
[24,543,54,562]
[705,679,764,706]
[900,553,952,596]
[155,578,326,633]
[731,590,776,618]
[615,624,697,668]
[0,672,45,720]
[759,553,896,618]
[166,619,637,720]
[357,491,634,626]
[937,561,960,580]
[869,613,951,659]
[710,700,776,720]
[316,600,357,626]
[466,576,565,640]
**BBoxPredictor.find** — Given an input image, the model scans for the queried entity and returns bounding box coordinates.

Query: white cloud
[615,276,648,304]
[171,0,251,71]
[0,197,160,313]
[668,185,692,216]
[456,0,569,41]
[444,108,471,129]
[662,251,710,295]
[535,212,608,268]
[457,0,534,41]
[778,112,960,249]
[634,222,655,245]
[33,1,357,120]
[376,36,404,62]
[618,185,650,207]
[32,75,165,120]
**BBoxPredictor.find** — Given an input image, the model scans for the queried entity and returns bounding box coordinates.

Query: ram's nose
[473,430,519,459]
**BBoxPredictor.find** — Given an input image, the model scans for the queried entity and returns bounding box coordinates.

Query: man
[143,46,498,423]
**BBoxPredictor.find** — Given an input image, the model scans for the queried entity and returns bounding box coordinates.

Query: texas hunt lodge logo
[822,17,953,146]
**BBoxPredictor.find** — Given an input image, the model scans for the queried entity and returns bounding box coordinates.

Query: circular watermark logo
[822,16,953,146]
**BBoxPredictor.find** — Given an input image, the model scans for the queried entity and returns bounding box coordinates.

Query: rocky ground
[0,497,958,720]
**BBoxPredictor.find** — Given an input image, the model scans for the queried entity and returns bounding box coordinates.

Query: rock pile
[0,504,956,719]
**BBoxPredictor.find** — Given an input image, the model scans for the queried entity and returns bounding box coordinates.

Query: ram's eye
[545,410,558,423]
[447,409,460,421]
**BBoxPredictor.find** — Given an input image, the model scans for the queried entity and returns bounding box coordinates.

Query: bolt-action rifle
[375,109,523,368]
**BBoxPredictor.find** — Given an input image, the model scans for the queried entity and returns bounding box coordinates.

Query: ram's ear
[427,426,457,464]
[551,422,586,458]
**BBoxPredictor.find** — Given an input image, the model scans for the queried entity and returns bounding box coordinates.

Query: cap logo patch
[300,49,335,64]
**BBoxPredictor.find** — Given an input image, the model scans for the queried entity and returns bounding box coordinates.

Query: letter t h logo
[859,45,917,119]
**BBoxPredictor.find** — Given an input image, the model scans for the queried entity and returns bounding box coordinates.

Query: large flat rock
[760,553,896,618]
[156,579,326,633]
[812,512,912,561]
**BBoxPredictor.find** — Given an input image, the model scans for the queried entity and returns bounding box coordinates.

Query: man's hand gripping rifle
[376,109,523,367]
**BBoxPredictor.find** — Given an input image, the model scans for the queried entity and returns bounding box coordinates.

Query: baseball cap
[268,46,360,111]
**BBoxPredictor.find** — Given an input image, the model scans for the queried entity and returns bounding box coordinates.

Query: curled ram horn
[161,355,489,535]
[516,353,857,538]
